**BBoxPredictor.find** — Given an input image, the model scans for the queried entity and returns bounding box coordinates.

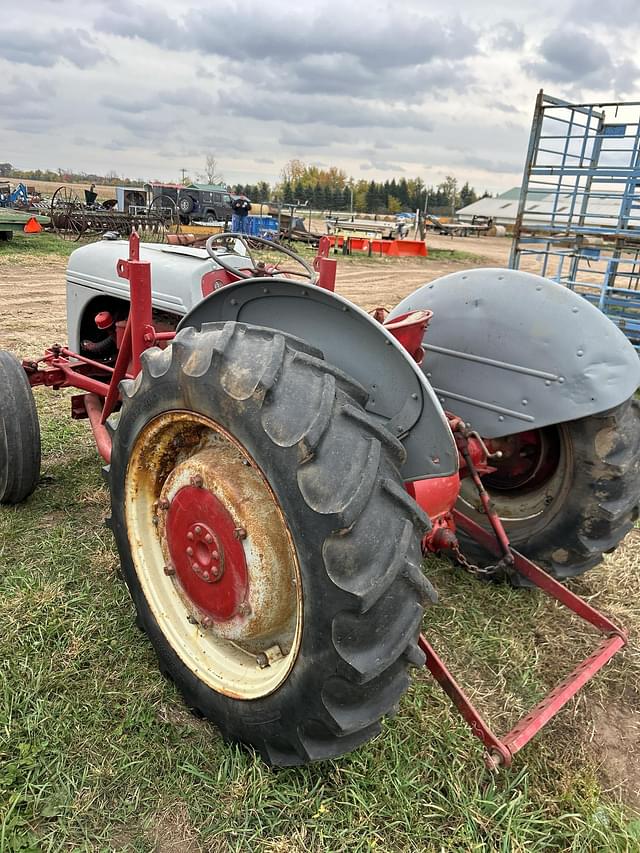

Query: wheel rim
[458,424,572,528]
[124,411,303,699]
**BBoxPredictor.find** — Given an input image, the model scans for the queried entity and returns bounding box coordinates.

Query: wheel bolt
[163,565,175,576]
[187,532,194,541]
[234,526,247,540]
[212,550,219,560]
[205,534,213,544]
[201,616,212,629]
[203,572,210,580]
[195,525,202,535]
[159,499,170,511]
[186,547,194,556]
[238,602,251,616]
[191,475,203,488]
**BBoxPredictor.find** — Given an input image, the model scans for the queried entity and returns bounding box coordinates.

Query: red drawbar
[165,486,248,622]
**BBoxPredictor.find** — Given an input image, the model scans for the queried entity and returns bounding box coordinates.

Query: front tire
[0,351,41,504]
[457,399,640,581]
[107,323,435,765]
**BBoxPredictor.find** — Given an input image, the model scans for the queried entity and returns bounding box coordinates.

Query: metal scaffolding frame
[510,90,640,349]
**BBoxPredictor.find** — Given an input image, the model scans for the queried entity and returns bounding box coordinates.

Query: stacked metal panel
[510,91,640,349]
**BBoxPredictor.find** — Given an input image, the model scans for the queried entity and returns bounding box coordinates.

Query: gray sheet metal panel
[388,267,640,438]
[178,278,458,481]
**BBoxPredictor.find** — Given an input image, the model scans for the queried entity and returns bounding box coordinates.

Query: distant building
[456,186,626,229]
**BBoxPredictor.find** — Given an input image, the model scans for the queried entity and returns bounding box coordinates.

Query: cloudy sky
[2,0,639,192]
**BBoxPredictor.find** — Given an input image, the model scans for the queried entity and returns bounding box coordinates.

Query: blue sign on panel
[602,124,627,136]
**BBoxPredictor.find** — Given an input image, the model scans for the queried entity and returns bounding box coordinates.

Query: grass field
[0,234,78,260]
[1,236,639,851]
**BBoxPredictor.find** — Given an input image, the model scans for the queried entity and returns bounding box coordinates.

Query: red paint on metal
[409,474,459,519]
[313,237,337,291]
[201,268,244,296]
[419,634,511,766]
[485,429,560,491]
[95,311,114,330]
[326,236,427,257]
[419,505,627,769]
[165,486,248,621]
[84,393,112,463]
[116,231,153,376]
[384,310,432,364]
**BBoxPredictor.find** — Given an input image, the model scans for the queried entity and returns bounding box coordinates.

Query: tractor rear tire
[457,398,640,582]
[107,322,435,765]
[0,350,41,504]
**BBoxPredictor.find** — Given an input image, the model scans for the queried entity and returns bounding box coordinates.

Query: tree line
[234,161,490,215]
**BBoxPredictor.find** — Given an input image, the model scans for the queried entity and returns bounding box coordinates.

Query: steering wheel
[205,232,318,283]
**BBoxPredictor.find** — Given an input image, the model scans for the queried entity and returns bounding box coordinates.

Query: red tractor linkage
[14,233,630,770]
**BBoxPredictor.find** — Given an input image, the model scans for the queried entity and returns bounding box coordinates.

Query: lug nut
[238,602,251,616]
[159,498,170,511]
[234,526,247,540]
[195,525,202,535]
[205,534,213,544]
[256,652,270,669]
[163,565,175,576]
[201,616,213,629]
[211,550,219,560]
[186,547,194,556]
[187,532,194,541]
[191,474,204,488]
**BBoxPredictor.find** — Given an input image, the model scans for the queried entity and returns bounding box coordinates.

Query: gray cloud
[0,27,107,68]
[2,2,639,193]
[491,20,526,50]
[217,89,434,132]
[361,160,405,172]
[0,77,54,108]
[568,0,640,26]
[94,2,479,72]
[278,129,330,149]
[101,95,152,114]
[460,154,523,174]
[524,27,612,83]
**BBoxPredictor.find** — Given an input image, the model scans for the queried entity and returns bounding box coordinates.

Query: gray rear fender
[178,277,458,482]
[388,268,640,438]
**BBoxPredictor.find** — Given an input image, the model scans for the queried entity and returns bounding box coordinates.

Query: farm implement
[49,186,180,243]
[1,231,639,769]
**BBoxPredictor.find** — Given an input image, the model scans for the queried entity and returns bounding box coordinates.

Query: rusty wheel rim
[125,411,303,699]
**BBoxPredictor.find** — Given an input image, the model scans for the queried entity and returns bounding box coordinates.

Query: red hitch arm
[418,429,627,770]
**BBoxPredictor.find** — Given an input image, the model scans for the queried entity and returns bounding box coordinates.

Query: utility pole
[180,168,187,184]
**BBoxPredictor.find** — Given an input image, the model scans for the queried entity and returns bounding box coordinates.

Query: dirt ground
[0,232,511,352]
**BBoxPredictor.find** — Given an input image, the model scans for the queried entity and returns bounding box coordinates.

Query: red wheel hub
[165,485,248,621]
[485,428,560,493]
